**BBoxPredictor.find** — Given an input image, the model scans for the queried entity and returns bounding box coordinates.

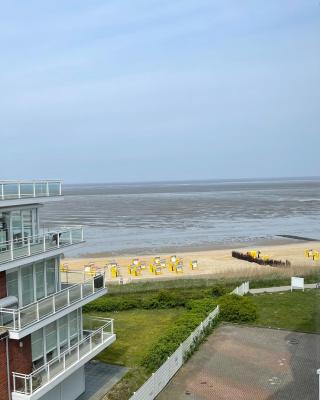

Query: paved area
[157,325,320,400]
[250,284,317,294]
[77,361,128,400]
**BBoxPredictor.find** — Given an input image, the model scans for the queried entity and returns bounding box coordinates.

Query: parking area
[157,325,319,400]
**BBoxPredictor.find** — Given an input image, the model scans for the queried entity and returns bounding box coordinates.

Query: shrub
[219,294,257,323]
[142,298,219,371]
[211,284,228,297]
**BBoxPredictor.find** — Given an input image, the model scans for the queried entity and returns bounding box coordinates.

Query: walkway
[250,283,317,294]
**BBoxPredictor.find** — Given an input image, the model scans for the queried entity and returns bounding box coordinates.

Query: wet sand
[62,240,320,284]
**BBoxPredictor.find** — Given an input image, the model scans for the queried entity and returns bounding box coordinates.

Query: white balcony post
[57,233,60,248]
[46,182,49,196]
[90,336,92,351]
[18,311,21,330]
[47,364,50,381]
[24,376,27,395]
[80,284,83,299]
[33,182,36,197]
[13,374,16,392]
[67,290,70,305]
[92,277,95,293]
[13,311,16,331]
[317,369,320,400]
[59,182,62,196]
[81,227,84,242]
[77,344,80,361]
[52,296,56,313]
[18,183,21,199]
[10,241,14,260]
[63,353,66,371]
[43,234,46,252]
[111,319,114,335]
[36,303,40,321]
[27,237,31,256]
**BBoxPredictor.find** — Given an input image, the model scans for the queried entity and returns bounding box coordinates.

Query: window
[59,316,68,347]
[6,271,18,299]
[45,322,57,358]
[11,211,23,242]
[69,310,79,340]
[31,329,44,362]
[35,262,45,300]
[21,265,34,305]
[46,259,56,295]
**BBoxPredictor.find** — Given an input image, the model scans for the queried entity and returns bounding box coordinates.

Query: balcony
[0,227,84,271]
[12,318,116,400]
[0,181,62,207]
[0,274,106,339]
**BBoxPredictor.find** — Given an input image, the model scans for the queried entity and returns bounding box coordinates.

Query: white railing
[0,227,83,264]
[12,318,114,396]
[130,281,250,400]
[130,306,220,400]
[0,180,62,200]
[0,274,105,331]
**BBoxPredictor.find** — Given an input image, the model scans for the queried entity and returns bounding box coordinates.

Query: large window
[46,258,56,295]
[31,329,44,362]
[6,271,18,299]
[35,262,45,300]
[6,257,59,306]
[45,322,57,361]
[31,311,82,367]
[21,265,34,306]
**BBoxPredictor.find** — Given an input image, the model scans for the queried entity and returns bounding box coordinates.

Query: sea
[39,178,320,257]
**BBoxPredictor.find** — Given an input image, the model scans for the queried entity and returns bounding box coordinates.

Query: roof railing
[0,180,62,200]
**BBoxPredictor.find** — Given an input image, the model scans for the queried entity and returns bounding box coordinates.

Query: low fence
[231,281,249,296]
[130,281,249,400]
[130,306,220,400]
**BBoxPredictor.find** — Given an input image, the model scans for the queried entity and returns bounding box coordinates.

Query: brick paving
[157,325,319,400]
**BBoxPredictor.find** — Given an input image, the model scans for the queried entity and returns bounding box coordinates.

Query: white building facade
[0,180,115,400]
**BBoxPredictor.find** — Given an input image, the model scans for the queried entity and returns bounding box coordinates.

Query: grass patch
[250,289,320,332]
[87,308,186,367]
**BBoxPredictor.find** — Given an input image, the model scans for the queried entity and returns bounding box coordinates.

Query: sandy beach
[62,240,320,284]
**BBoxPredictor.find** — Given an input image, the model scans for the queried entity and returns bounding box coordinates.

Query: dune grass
[250,289,320,333]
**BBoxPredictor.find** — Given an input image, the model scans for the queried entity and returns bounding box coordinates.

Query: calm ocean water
[40,178,320,257]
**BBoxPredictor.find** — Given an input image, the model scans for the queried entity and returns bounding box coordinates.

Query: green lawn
[85,308,186,367]
[250,289,320,333]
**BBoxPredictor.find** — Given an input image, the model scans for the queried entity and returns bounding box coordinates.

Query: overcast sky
[0,0,319,183]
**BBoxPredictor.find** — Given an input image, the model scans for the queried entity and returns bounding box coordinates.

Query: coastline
[63,238,320,283]
[66,235,313,259]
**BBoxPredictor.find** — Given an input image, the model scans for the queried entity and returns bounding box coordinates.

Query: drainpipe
[0,328,11,400]
[6,334,11,400]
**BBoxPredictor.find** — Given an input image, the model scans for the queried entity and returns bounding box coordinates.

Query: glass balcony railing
[0,180,62,200]
[0,227,83,265]
[12,318,114,397]
[0,275,105,332]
